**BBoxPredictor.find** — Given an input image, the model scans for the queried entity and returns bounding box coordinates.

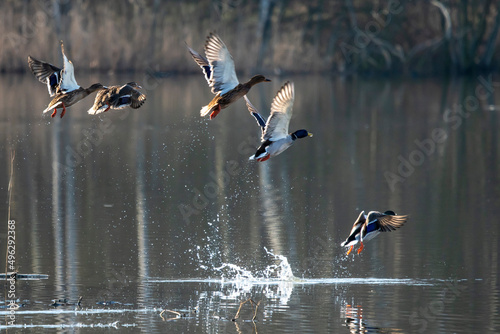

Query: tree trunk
[469,0,493,68]
[256,0,277,71]
[480,3,500,67]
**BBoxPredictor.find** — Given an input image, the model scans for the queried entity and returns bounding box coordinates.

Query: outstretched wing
[263,81,295,141]
[27,56,62,97]
[186,44,212,85]
[340,211,366,247]
[350,211,366,234]
[367,211,408,232]
[59,42,80,93]
[243,95,266,133]
[113,84,146,109]
[204,33,239,95]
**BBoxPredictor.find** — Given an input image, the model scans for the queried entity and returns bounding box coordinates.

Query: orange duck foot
[357,242,364,254]
[209,105,221,119]
[51,109,57,118]
[60,103,67,118]
[346,245,354,255]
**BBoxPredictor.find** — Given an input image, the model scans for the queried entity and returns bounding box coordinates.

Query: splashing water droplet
[214,263,255,280]
[263,247,295,280]
[210,247,295,282]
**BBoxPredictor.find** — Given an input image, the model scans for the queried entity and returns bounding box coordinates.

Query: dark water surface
[1,73,500,333]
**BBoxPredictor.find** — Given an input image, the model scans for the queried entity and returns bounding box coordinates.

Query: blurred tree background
[0,0,498,76]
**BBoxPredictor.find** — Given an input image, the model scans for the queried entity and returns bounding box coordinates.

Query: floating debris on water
[0,273,49,280]
[96,301,122,306]
[50,296,83,307]
[159,307,198,321]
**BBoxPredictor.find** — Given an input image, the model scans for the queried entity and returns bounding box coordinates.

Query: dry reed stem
[4,150,15,277]
[233,298,261,321]
[159,309,182,321]
[3,149,15,323]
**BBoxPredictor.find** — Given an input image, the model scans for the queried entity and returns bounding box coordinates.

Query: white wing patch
[204,33,239,95]
[59,44,80,93]
[263,82,295,141]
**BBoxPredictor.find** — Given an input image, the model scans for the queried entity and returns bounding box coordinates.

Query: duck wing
[204,33,239,95]
[187,45,212,85]
[341,211,366,246]
[367,211,408,232]
[346,211,366,236]
[263,81,294,141]
[58,42,80,93]
[111,84,146,109]
[243,95,266,132]
[27,56,62,97]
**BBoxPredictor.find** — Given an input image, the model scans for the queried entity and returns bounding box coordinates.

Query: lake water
[0,73,499,333]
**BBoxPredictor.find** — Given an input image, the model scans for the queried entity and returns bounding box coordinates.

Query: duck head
[291,129,313,140]
[383,210,396,215]
[126,82,142,89]
[248,75,271,86]
[88,83,106,91]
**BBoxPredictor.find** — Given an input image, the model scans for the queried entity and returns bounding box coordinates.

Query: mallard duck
[87,82,146,115]
[29,41,106,118]
[187,32,271,119]
[42,83,106,118]
[245,81,313,162]
[341,210,408,255]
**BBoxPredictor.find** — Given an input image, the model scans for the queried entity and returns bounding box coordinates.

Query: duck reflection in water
[343,304,378,333]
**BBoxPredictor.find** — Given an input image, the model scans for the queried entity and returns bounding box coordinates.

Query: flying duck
[187,32,271,119]
[341,210,408,255]
[28,41,106,118]
[245,81,312,162]
[87,82,146,115]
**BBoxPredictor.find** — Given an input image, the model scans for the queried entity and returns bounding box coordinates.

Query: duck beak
[265,78,271,82]
[308,133,313,137]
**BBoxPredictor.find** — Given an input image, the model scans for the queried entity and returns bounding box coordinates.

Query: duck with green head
[341,210,408,255]
[245,81,313,162]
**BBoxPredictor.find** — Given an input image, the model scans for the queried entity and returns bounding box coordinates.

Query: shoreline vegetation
[1,0,499,76]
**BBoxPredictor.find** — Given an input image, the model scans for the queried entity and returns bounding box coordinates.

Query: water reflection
[343,303,374,333]
[342,302,409,334]
[0,73,500,333]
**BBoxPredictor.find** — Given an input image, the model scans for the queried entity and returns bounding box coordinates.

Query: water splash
[262,247,294,280]
[214,263,255,280]
[212,247,295,281]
